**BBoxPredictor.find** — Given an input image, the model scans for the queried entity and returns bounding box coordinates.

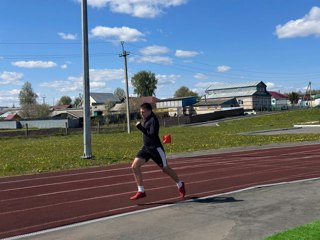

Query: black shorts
[136,146,167,168]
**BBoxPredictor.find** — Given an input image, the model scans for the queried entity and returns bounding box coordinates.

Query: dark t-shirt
[136,112,163,149]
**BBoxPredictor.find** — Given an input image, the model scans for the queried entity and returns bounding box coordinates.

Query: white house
[268,91,288,110]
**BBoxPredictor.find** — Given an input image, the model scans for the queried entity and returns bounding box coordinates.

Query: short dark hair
[140,102,152,111]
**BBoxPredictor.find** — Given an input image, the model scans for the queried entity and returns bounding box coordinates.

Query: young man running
[130,102,186,200]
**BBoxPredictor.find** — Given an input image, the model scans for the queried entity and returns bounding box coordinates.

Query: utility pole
[119,41,131,134]
[302,81,312,108]
[81,0,92,158]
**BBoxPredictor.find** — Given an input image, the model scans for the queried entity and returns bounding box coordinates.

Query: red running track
[1,143,320,239]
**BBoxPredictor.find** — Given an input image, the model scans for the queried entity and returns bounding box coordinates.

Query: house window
[238,99,244,104]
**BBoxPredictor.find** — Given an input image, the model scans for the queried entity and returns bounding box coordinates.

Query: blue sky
[1,0,320,107]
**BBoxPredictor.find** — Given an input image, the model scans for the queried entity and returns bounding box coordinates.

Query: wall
[20,119,80,129]
[0,121,20,129]
[0,119,80,129]
[158,108,244,126]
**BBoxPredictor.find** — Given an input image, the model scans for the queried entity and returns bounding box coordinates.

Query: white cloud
[194,73,208,80]
[175,50,201,58]
[266,82,276,89]
[61,64,68,69]
[12,61,57,68]
[0,89,20,106]
[83,0,188,18]
[131,55,173,65]
[89,68,124,81]
[40,68,124,92]
[139,45,170,55]
[58,32,77,40]
[275,6,320,38]
[0,71,24,85]
[156,74,181,85]
[217,65,231,73]
[41,80,81,92]
[90,26,145,42]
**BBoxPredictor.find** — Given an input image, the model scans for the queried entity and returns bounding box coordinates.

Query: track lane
[1,143,320,239]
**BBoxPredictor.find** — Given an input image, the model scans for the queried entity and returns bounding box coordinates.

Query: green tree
[288,92,300,104]
[114,88,125,101]
[73,94,82,108]
[58,96,72,105]
[19,82,38,105]
[174,86,198,98]
[131,70,157,96]
[20,103,50,119]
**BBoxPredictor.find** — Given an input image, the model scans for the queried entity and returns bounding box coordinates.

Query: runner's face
[140,108,151,119]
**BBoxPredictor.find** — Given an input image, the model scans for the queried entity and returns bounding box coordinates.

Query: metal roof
[205,81,264,91]
[268,91,288,99]
[205,90,257,99]
[157,96,197,102]
[194,97,236,106]
[90,92,119,104]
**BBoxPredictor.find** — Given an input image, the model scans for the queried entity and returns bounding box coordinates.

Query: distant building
[204,81,271,111]
[193,98,240,114]
[90,92,119,106]
[110,96,159,113]
[90,92,120,117]
[313,94,320,107]
[4,113,22,121]
[156,96,198,116]
[0,108,20,119]
[268,91,288,110]
[139,96,159,109]
[51,105,72,111]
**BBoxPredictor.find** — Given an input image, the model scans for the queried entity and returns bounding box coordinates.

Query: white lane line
[3,149,319,192]
[2,144,319,185]
[4,176,320,240]
[1,155,319,202]
[1,159,264,192]
[2,164,320,216]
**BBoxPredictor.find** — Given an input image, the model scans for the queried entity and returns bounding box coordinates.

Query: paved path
[18,179,320,240]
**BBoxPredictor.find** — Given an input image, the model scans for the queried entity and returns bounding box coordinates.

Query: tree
[174,86,198,98]
[20,103,50,119]
[114,88,125,101]
[58,96,72,105]
[73,95,82,108]
[288,92,300,104]
[19,82,38,105]
[131,70,157,96]
[18,82,45,119]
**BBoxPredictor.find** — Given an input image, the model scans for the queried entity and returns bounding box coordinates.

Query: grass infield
[265,220,320,240]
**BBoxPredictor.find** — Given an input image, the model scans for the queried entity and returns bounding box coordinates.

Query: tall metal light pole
[119,41,131,134]
[81,0,92,158]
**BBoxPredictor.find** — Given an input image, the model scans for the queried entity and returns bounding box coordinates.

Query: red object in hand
[163,134,171,144]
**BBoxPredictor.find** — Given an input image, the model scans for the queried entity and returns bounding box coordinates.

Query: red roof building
[268,91,288,99]
[4,113,21,121]
[268,91,288,110]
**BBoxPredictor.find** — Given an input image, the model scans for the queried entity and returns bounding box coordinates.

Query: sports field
[1,143,320,239]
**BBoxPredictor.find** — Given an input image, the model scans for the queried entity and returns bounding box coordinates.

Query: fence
[159,108,244,127]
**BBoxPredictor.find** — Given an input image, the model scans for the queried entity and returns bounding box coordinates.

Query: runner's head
[140,103,152,119]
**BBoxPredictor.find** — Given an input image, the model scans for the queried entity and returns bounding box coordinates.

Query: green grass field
[0,108,320,176]
[265,220,320,240]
